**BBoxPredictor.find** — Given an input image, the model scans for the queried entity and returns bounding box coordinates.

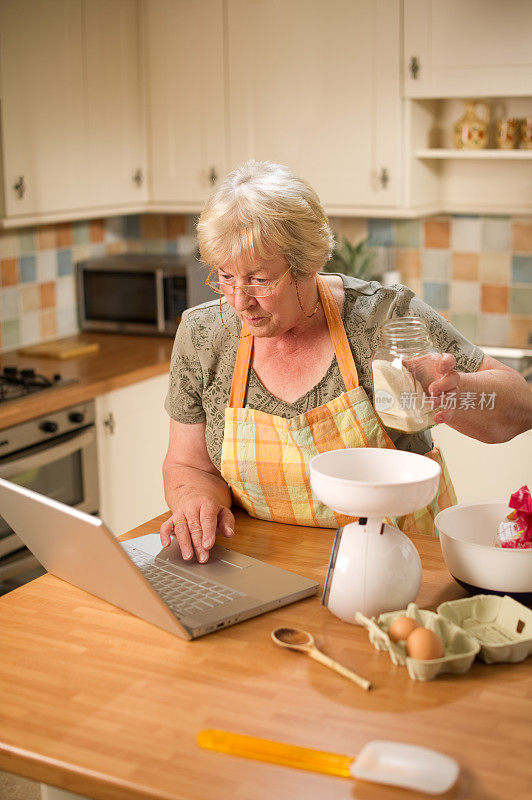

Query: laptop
[0,477,318,639]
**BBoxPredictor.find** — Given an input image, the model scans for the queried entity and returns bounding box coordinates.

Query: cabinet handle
[133,168,143,187]
[409,56,420,80]
[103,412,115,435]
[209,167,218,185]
[379,168,390,189]
[13,175,26,199]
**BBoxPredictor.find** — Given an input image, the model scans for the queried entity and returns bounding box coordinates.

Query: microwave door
[79,268,160,335]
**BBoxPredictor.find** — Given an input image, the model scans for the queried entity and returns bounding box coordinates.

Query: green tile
[142,239,166,254]
[2,318,21,348]
[395,219,421,248]
[72,221,90,245]
[450,313,479,342]
[19,228,35,255]
[510,285,532,315]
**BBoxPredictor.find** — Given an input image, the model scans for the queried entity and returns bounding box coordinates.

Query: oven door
[0,426,99,580]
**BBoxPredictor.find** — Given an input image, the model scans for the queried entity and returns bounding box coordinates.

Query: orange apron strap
[228,275,360,408]
[316,275,359,391]
[228,324,252,408]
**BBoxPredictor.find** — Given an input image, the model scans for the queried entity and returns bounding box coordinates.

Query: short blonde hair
[197,160,334,280]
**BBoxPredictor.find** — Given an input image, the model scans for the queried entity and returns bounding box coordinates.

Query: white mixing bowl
[435,501,532,600]
[309,448,441,517]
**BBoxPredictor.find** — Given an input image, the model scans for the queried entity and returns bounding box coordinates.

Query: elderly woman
[161,160,532,562]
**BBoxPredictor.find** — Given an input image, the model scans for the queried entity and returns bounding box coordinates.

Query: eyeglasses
[205,266,291,298]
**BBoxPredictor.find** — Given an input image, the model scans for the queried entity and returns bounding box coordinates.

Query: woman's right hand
[159,496,235,563]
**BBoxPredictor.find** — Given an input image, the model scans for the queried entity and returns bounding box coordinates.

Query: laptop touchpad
[156,539,250,572]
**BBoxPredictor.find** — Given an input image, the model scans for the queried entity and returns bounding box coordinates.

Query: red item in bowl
[496,486,532,549]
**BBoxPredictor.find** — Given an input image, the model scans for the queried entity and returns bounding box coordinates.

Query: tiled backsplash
[332,214,532,348]
[1,212,531,352]
[0,214,191,352]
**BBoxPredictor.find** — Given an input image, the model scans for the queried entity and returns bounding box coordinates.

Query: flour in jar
[372,356,434,433]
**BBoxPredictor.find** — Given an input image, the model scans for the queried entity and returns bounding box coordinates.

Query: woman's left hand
[404,352,461,425]
[426,353,461,424]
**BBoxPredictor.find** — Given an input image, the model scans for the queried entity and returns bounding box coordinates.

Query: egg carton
[355,603,480,682]
[437,594,532,664]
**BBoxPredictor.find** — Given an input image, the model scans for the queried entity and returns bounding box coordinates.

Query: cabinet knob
[40,421,58,434]
[133,168,143,187]
[379,168,390,189]
[409,56,420,80]
[103,412,116,435]
[13,175,26,199]
[209,167,218,185]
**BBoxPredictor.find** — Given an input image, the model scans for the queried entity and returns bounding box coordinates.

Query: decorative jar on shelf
[453,100,489,150]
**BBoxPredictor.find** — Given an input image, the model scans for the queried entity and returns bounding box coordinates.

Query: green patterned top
[164,274,484,471]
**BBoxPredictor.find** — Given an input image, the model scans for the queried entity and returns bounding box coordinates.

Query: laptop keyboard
[126,547,244,618]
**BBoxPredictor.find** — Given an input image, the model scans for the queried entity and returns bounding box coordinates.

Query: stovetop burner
[0,366,76,404]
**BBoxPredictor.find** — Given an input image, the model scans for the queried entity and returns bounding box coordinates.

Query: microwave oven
[76,254,212,336]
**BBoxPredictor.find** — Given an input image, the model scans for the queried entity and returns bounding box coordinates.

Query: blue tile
[422,249,450,280]
[57,248,73,276]
[124,214,141,239]
[511,255,532,284]
[368,219,394,247]
[423,281,449,311]
[166,240,178,255]
[19,255,36,283]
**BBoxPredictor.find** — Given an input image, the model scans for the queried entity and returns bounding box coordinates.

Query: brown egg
[387,615,420,643]
[406,627,445,660]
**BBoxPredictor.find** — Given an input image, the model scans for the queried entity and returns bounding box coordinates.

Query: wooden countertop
[0,510,530,800]
[0,333,174,430]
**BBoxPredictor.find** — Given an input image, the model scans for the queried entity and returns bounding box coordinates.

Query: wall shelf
[415,148,532,160]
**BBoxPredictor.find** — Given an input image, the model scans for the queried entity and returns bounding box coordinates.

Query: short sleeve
[387,286,485,374]
[164,312,206,424]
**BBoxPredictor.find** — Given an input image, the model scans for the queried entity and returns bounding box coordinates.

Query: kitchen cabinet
[402,0,532,215]
[431,425,532,506]
[0,0,147,225]
[227,0,401,212]
[83,0,148,209]
[96,373,169,536]
[404,0,532,98]
[0,0,86,219]
[144,0,226,210]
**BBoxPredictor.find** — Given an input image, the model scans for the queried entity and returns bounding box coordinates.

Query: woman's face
[218,255,315,339]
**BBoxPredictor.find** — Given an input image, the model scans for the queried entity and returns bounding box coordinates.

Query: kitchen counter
[0,333,174,431]
[0,510,530,800]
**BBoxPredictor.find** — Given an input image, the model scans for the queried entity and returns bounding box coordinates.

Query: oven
[0,401,99,583]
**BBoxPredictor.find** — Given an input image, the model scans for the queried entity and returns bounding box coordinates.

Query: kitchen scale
[309,448,441,622]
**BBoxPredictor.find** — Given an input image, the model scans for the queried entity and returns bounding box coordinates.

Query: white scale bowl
[309,447,441,517]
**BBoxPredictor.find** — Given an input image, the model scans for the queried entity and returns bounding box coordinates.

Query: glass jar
[371,317,441,433]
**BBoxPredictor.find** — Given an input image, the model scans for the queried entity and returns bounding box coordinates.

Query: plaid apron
[220,275,456,534]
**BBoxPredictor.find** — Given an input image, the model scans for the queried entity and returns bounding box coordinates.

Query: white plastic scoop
[198,729,459,794]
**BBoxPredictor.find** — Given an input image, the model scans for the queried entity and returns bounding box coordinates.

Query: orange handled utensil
[197,729,460,794]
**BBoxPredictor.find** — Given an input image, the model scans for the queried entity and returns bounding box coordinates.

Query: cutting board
[19,341,100,360]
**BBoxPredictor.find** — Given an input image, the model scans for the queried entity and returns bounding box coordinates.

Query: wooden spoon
[271,627,371,690]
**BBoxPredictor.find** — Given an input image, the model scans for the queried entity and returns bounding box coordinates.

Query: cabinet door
[145,0,226,206]
[0,0,86,217]
[227,0,401,209]
[404,0,532,98]
[96,375,169,536]
[84,0,148,207]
